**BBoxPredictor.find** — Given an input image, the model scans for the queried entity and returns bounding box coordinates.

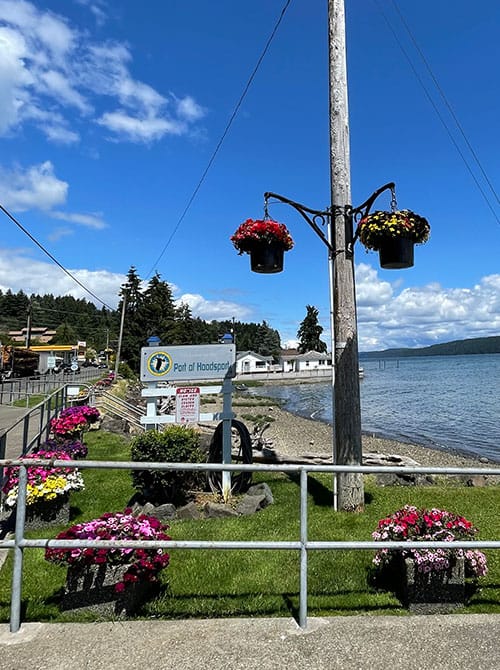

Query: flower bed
[372,505,488,577]
[2,449,85,510]
[50,405,100,438]
[372,505,488,611]
[38,438,88,459]
[45,510,171,594]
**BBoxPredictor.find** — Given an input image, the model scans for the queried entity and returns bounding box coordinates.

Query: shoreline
[227,397,498,469]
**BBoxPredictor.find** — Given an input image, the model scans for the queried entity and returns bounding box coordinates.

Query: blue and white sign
[140,344,236,382]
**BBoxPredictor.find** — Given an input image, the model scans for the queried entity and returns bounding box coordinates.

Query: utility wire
[0,203,115,310]
[374,0,500,225]
[144,0,293,278]
[391,0,499,207]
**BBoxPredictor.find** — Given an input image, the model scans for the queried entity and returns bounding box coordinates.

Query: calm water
[249,354,500,463]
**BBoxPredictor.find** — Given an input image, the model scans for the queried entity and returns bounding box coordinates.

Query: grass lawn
[0,429,499,623]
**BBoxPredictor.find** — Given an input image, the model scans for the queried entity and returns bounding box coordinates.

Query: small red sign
[175,386,201,424]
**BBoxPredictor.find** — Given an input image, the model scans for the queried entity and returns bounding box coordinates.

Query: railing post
[299,467,308,628]
[21,414,30,455]
[10,464,27,633]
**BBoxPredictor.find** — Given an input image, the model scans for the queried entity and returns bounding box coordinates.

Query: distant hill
[360,336,500,359]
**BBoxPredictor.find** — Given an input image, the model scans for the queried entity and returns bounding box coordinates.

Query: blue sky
[0,0,498,351]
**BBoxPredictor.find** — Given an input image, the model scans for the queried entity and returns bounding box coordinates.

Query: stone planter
[61,564,156,617]
[23,493,71,530]
[397,556,466,613]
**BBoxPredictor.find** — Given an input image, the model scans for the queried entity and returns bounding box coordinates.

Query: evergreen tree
[141,273,176,343]
[119,266,146,371]
[297,305,327,354]
[51,322,77,344]
[256,320,281,358]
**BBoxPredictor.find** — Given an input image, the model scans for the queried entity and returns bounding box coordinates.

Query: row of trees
[0,271,329,374]
[117,268,283,371]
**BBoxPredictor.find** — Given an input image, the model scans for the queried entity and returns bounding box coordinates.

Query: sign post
[140,344,236,500]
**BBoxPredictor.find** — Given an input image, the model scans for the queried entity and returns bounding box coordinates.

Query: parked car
[61,363,80,374]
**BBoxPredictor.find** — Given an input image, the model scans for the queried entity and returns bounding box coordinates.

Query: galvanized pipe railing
[1,457,499,633]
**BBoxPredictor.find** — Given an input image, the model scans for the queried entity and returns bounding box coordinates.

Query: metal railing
[0,387,67,463]
[1,457,499,633]
[0,368,99,405]
[94,390,144,430]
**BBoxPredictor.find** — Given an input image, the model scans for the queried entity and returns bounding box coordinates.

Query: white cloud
[175,95,206,122]
[176,292,252,321]
[354,265,500,351]
[0,161,67,210]
[75,0,108,27]
[97,110,185,142]
[0,0,206,144]
[0,161,107,230]
[0,249,124,308]
[50,210,107,230]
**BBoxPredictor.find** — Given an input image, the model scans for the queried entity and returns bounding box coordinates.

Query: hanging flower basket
[356,209,430,269]
[231,218,293,274]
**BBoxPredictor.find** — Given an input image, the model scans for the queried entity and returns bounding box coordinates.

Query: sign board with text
[175,386,201,424]
[140,344,236,382]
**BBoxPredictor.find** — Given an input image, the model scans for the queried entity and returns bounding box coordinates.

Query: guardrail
[1,458,499,633]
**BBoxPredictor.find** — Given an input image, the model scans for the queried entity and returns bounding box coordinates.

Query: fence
[1,457,499,634]
[0,386,69,465]
[0,368,98,405]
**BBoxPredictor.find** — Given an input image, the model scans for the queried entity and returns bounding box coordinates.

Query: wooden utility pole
[328,0,364,511]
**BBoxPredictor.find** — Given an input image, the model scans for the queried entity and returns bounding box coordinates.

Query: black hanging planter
[379,237,414,269]
[249,241,285,274]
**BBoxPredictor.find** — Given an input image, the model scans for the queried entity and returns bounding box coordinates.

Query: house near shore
[235,349,333,375]
[235,351,274,374]
[280,350,332,372]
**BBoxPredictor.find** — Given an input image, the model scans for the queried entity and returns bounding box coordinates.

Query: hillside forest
[0,266,281,373]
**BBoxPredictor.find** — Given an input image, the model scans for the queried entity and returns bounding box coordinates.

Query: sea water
[249,354,500,463]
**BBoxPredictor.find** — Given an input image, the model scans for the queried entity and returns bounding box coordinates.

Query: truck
[0,345,40,379]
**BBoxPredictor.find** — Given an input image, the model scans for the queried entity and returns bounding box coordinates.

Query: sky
[0,0,499,352]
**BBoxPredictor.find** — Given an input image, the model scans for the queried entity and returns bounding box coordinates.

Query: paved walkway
[1,614,499,669]
[0,405,43,460]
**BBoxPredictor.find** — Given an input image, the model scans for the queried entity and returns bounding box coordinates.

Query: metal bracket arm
[264,181,396,255]
[264,191,335,255]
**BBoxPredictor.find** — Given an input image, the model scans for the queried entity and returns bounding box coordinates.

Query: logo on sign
[147,351,172,376]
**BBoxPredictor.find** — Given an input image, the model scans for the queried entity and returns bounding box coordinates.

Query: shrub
[130,426,206,504]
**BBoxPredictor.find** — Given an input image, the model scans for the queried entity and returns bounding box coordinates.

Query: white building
[235,351,274,374]
[280,350,332,372]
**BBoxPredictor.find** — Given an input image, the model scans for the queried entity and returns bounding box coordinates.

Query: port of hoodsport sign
[140,344,236,382]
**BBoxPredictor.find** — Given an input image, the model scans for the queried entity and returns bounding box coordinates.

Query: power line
[0,203,116,310]
[144,0,293,278]
[374,0,500,225]
[391,0,499,208]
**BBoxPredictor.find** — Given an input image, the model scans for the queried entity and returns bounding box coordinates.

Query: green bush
[130,426,206,504]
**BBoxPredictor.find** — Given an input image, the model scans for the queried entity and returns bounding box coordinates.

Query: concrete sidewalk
[1,614,499,669]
